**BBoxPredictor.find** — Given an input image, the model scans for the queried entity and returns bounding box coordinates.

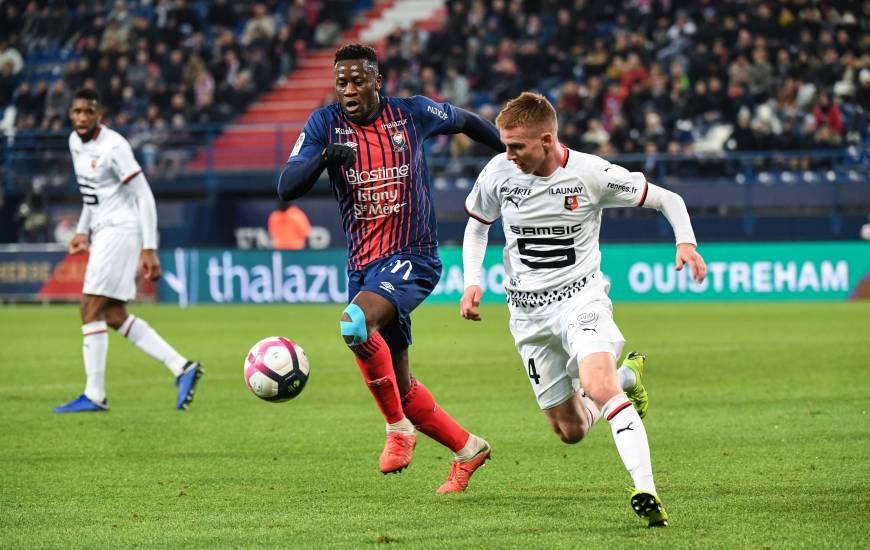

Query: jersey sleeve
[111,138,143,184]
[409,95,462,138]
[288,110,329,162]
[464,160,502,224]
[584,158,649,209]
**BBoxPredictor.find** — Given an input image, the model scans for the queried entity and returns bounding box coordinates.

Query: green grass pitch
[1,302,868,548]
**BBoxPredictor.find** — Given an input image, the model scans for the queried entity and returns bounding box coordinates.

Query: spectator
[729,107,759,151]
[745,46,773,99]
[15,80,46,124]
[0,41,23,75]
[162,49,185,89]
[158,113,193,180]
[581,118,610,150]
[45,80,72,119]
[268,202,311,250]
[247,48,274,92]
[241,4,275,46]
[207,0,236,30]
[812,90,843,137]
[271,24,296,78]
[14,192,48,243]
[126,50,152,93]
[170,0,200,35]
[0,61,16,107]
[857,69,870,115]
[100,13,130,53]
[441,66,470,107]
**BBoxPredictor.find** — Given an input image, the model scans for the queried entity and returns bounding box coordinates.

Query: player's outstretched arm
[460,286,484,321]
[453,108,505,153]
[642,183,706,283]
[676,243,707,283]
[461,218,490,321]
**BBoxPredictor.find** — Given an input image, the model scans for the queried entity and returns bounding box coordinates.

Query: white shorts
[508,274,625,410]
[83,228,141,301]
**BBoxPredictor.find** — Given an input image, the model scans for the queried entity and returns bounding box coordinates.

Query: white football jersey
[69,125,143,231]
[465,147,648,293]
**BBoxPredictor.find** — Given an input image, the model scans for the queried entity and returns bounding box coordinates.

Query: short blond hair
[495,92,557,132]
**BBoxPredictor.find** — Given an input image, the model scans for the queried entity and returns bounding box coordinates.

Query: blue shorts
[347,254,442,351]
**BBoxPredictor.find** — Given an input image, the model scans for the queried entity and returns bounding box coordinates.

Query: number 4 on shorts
[527,358,540,384]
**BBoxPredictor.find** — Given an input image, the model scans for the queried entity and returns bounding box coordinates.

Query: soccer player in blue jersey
[277,44,504,493]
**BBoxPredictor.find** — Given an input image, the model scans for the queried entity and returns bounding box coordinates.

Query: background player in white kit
[460,92,707,527]
[53,88,203,413]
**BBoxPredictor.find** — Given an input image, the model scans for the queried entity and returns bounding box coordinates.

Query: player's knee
[104,307,127,330]
[555,422,587,444]
[583,383,621,408]
[79,297,102,324]
[339,303,368,347]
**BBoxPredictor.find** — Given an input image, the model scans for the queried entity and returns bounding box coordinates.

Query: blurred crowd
[379,0,868,160]
[0,0,353,177]
[0,0,355,243]
[0,0,867,186]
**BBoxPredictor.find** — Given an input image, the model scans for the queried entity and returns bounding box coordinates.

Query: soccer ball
[244,337,310,402]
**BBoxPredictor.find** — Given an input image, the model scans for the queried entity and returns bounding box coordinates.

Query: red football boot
[379,432,416,474]
[436,439,491,493]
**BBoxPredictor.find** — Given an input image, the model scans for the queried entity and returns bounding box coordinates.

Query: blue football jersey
[289,95,465,269]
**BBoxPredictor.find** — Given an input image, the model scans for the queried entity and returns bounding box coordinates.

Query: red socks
[353,333,470,453]
[353,332,404,424]
[402,378,469,453]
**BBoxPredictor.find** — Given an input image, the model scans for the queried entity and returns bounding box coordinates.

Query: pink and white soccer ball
[244,337,310,402]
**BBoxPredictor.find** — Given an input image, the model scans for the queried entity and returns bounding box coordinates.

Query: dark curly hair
[334,43,379,72]
[73,87,102,105]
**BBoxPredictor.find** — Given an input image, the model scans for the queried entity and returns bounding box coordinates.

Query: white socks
[82,321,108,403]
[454,434,486,461]
[617,366,637,390]
[579,389,601,427]
[386,416,416,435]
[601,393,656,494]
[119,315,188,377]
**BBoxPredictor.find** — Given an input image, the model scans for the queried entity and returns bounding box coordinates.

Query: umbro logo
[379,281,396,293]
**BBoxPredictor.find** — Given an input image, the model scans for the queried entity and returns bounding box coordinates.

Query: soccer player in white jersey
[461,92,707,527]
[53,88,204,413]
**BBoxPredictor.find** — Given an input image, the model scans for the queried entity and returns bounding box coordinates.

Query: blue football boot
[53,394,108,413]
[176,361,204,410]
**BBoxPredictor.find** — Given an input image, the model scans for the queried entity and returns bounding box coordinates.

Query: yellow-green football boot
[621,351,648,418]
[630,490,670,527]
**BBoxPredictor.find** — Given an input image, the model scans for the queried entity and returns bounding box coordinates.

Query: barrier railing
[2,125,868,197]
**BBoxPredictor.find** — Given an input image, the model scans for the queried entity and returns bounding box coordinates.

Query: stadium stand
[0,0,867,245]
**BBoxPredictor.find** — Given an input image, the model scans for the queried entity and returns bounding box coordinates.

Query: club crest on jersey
[91,159,97,169]
[564,195,579,211]
[390,132,406,152]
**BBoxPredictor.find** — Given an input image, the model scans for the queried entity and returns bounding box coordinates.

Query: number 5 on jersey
[79,184,99,205]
